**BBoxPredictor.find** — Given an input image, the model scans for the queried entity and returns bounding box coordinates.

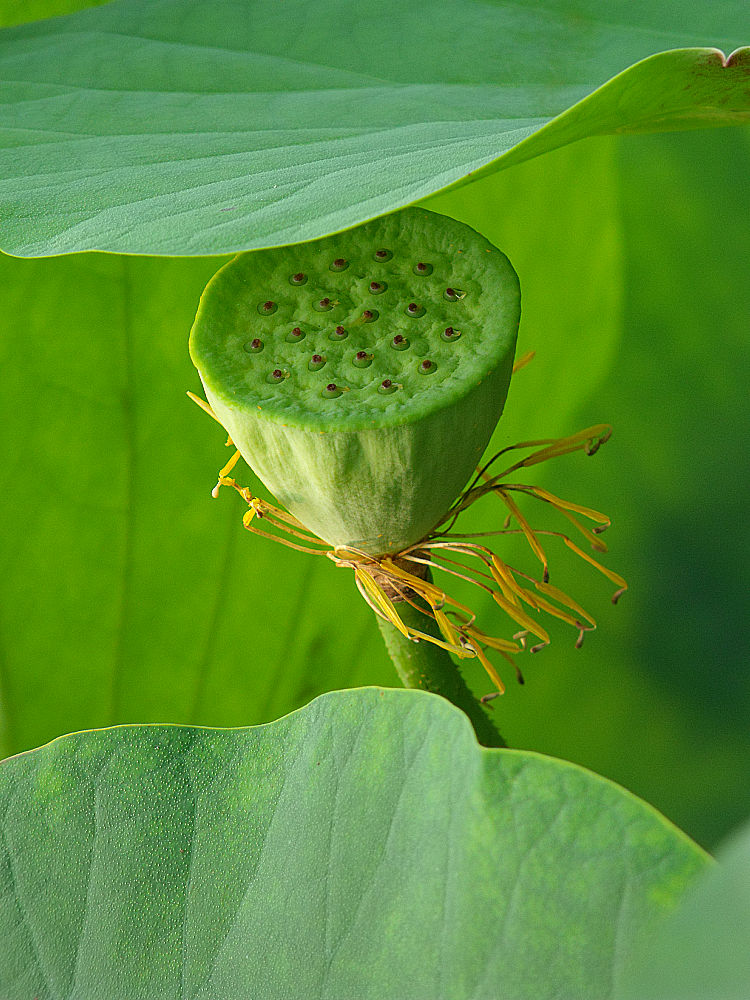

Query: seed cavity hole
[441,326,462,342]
[413,262,433,276]
[378,378,398,395]
[289,272,307,286]
[353,351,373,369]
[444,287,466,302]
[360,309,379,323]
[286,326,306,343]
[329,325,348,340]
[244,338,264,353]
[308,354,326,371]
[369,281,387,295]
[322,383,343,398]
[257,300,278,315]
[391,334,409,351]
[267,368,289,384]
[405,302,425,318]
[314,297,334,312]
[373,248,393,262]
[419,359,437,375]
[330,258,349,272]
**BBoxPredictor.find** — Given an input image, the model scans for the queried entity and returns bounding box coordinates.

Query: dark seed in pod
[444,287,464,302]
[244,338,264,353]
[441,325,462,341]
[330,258,349,271]
[391,334,409,350]
[353,351,373,368]
[378,378,397,395]
[327,383,336,391]
[419,359,437,375]
[322,382,343,398]
[406,302,425,317]
[258,300,277,315]
[374,249,390,260]
[273,369,283,378]
[266,368,287,383]
[413,262,433,275]
[319,297,331,308]
[292,327,302,336]
[286,325,306,342]
[289,272,307,285]
[361,309,378,322]
[308,353,326,371]
[312,354,323,363]
[369,281,386,294]
[330,324,348,340]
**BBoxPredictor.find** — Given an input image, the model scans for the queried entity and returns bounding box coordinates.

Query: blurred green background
[433,125,750,849]
[0,0,748,850]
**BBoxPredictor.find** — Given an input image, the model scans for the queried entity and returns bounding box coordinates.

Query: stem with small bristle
[374,585,506,748]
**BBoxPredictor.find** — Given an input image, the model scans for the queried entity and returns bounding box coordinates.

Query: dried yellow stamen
[187,390,223,426]
[465,640,506,695]
[189,389,626,695]
[561,537,628,602]
[496,488,549,581]
[512,349,535,374]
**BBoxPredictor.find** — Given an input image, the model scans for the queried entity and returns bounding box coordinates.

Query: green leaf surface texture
[617,818,750,1000]
[0,688,706,1000]
[0,0,747,256]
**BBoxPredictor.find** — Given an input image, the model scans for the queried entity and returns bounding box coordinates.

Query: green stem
[375,596,507,748]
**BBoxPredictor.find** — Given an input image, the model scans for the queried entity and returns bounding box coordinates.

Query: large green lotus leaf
[617,818,750,1000]
[0,688,707,1000]
[0,136,622,760]
[0,0,747,256]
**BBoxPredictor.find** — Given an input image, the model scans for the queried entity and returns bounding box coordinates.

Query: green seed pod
[189,207,520,555]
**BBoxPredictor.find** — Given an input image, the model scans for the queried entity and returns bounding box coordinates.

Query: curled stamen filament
[189,389,625,694]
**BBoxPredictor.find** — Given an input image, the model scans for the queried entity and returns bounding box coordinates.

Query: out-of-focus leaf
[475,124,750,849]
[0,0,111,29]
[0,688,707,1000]
[0,136,622,760]
[0,0,747,256]
[617,818,750,1000]
[0,249,388,758]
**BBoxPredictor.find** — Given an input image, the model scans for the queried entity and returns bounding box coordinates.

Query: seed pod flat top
[190,207,520,554]
[190,208,520,433]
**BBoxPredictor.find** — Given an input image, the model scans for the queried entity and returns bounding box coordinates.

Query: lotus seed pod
[189,207,520,555]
